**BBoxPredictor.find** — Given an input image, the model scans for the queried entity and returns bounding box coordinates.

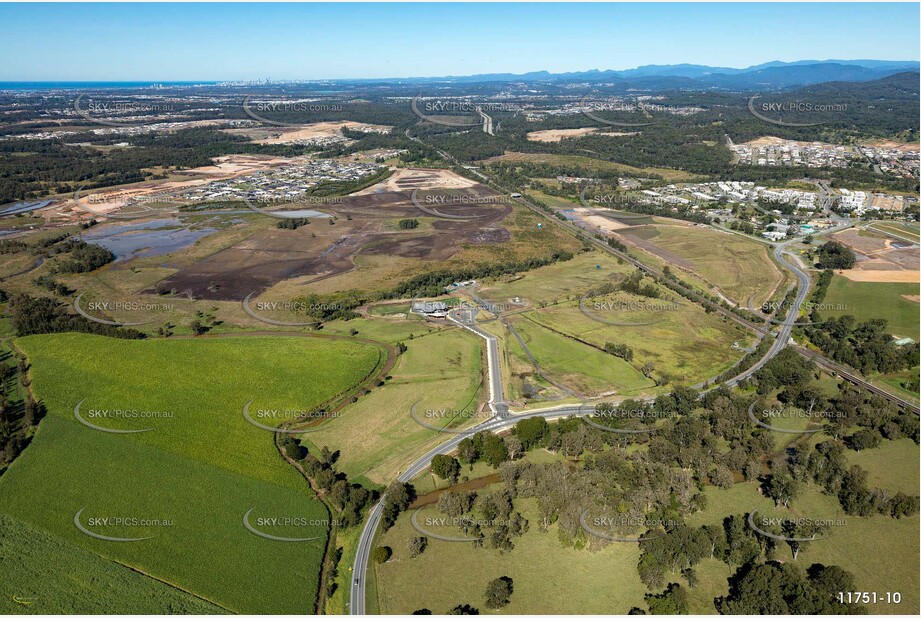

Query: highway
[476,107,495,136]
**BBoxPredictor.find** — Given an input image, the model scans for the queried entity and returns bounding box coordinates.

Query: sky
[0,2,918,81]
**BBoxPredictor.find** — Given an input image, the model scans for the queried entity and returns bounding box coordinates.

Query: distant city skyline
[0,2,918,81]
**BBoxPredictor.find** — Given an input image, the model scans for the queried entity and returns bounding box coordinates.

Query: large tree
[484,576,514,609]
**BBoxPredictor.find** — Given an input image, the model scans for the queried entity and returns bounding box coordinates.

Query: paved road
[448,310,508,417]
[349,136,910,614]
[477,107,494,136]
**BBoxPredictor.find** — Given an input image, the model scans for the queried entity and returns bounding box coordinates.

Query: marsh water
[80,218,217,261]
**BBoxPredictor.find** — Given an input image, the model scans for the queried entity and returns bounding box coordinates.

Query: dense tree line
[6,293,144,339]
[0,348,46,471]
[805,316,919,375]
[276,217,311,230]
[718,561,866,615]
[0,128,316,203]
[815,241,857,270]
[618,270,662,298]
[433,485,529,552]
[380,481,416,531]
[790,437,919,519]
[280,439,375,528]
[46,240,115,274]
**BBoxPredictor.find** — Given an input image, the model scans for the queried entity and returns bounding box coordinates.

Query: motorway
[476,107,495,136]
[349,136,913,615]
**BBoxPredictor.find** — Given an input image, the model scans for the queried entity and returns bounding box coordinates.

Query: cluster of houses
[859,145,920,179]
[523,95,704,121]
[1,118,255,141]
[733,140,855,168]
[180,158,383,203]
[633,181,817,211]
[837,189,916,215]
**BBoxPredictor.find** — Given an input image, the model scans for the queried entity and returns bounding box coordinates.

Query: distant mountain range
[410,60,920,90]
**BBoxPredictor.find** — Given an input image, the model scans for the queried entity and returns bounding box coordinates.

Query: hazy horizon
[0,2,918,81]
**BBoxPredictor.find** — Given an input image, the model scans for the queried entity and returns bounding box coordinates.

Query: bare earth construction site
[155,171,514,300]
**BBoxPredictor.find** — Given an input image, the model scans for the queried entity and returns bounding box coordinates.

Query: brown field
[526,128,639,142]
[354,167,478,194]
[227,121,392,144]
[902,295,920,303]
[831,228,920,272]
[569,207,632,232]
[837,269,920,283]
[152,185,514,300]
[863,140,920,152]
[867,195,907,212]
[745,136,842,149]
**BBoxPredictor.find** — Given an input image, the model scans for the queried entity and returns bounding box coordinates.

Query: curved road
[349,236,811,613]
[350,140,908,614]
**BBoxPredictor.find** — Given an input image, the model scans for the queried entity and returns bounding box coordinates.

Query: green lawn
[875,371,920,403]
[867,221,920,242]
[476,250,635,308]
[820,276,919,340]
[845,438,920,495]
[473,250,750,395]
[1,333,384,614]
[528,292,748,387]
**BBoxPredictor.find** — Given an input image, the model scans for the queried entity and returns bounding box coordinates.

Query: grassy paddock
[305,327,485,486]
[374,497,648,614]
[506,315,654,396]
[487,152,701,183]
[1,333,383,613]
[0,513,227,614]
[618,222,785,306]
[820,276,919,340]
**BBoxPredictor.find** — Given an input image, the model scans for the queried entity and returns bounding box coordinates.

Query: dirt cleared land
[353,167,478,194]
[864,140,920,152]
[837,269,920,283]
[526,128,639,142]
[902,295,920,303]
[569,207,632,232]
[228,121,392,144]
[152,184,513,300]
[61,154,296,221]
[831,228,920,272]
[745,136,822,148]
